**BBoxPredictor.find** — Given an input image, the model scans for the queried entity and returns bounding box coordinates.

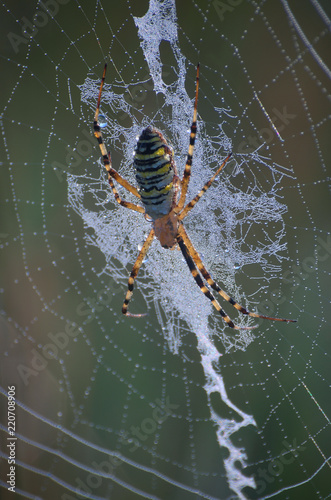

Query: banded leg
[179,152,232,220]
[122,229,155,317]
[178,225,297,324]
[175,64,200,213]
[94,64,143,210]
[105,153,145,213]
[177,232,255,330]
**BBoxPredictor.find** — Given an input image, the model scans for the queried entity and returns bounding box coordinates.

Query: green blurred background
[1,1,330,499]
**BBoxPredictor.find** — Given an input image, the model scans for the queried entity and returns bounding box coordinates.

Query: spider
[93,63,296,329]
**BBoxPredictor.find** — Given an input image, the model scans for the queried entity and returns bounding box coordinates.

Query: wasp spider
[93,64,296,329]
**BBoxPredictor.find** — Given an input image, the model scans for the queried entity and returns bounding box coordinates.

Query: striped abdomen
[134,127,178,220]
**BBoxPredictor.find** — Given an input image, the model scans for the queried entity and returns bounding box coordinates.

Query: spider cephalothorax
[93,63,296,329]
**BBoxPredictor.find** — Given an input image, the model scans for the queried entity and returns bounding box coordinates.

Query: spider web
[0,1,330,499]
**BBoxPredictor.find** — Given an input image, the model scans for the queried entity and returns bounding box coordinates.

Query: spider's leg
[122,229,155,318]
[94,64,142,202]
[176,231,255,330]
[175,64,200,213]
[179,225,297,324]
[179,153,232,220]
[105,153,145,213]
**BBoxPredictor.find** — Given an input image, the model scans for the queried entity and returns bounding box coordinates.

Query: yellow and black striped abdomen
[134,127,178,220]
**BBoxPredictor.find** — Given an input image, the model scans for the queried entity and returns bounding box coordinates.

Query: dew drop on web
[98,114,107,128]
